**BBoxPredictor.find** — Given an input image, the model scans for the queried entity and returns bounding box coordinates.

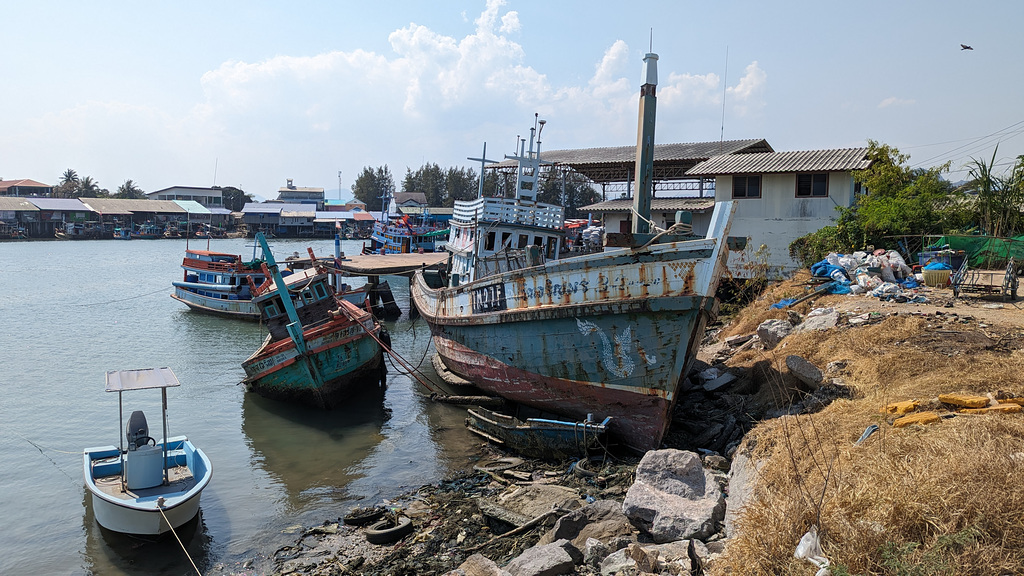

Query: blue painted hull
[241,319,384,407]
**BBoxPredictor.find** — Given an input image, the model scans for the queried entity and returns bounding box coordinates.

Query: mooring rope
[76,287,169,307]
[156,497,202,576]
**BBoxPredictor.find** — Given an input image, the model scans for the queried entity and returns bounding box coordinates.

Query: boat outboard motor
[124,410,163,490]
[125,410,151,451]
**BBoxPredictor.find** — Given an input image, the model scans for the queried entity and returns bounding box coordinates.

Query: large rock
[537,500,636,549]
[794,307,839,332]
[724,441,764,539]
[622,449,726,542]
[599,541,697,576]
[785,355,823,390]
[503,539,582,576]
[445,554,511,576]
[756,319,793,350]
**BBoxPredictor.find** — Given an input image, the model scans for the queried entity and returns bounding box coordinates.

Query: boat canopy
[104,368,181,392]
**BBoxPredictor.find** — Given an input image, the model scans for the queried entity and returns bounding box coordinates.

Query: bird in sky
[961,44,974,50]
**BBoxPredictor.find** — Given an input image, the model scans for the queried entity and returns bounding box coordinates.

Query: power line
[910,119,1024,168]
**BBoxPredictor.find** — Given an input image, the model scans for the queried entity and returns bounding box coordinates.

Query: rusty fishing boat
[411,53,735,452]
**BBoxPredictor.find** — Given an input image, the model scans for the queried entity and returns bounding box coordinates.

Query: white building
[687,148,871,278]
[148,186,224,208]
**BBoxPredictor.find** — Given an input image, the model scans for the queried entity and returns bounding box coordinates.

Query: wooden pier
[332,252,448,277]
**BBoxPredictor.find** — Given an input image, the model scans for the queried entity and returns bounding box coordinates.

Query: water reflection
[83,490,213,575]
[241,383,390,510]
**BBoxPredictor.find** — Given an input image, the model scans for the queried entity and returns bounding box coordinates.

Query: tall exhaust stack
[631,52,658,236]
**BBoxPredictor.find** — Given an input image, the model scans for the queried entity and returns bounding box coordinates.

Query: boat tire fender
[343,506,385,526]
[473,457,524,473]
[364,515,413,545]
[134,436,156,448]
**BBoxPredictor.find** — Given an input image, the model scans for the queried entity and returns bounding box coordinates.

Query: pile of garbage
[810,249,937,302]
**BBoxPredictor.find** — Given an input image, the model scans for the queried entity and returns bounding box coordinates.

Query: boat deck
[333,252,448,277]
[93,465,196,501]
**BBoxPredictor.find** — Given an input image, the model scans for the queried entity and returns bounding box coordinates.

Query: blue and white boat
[171,248,268,320]
[83,368,212,536]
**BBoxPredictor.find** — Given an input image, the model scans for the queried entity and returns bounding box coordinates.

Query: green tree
[402,163,446,206]
[220,186,254,211]
[444,166,478,207]
[962,147,1024,238]
[57,169,79,198]
[351,165,395,212]
[76,176,102,198]
[114,179,145,199]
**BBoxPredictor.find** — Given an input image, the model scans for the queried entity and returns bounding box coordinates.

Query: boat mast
[631,52,658,236]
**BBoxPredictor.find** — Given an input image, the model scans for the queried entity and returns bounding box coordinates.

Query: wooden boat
[55,221,104,240]
[112,227,132,240]
[130,223,163,239]
[366,199,448,254]
[171,248,268,320]
[83,368,212,536]
[466,407,611,460]
[412,55,736,452]
[241,233,385,407]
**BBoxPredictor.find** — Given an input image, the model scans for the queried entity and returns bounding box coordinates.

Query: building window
[732,175,761,199]
[797,173,828,197]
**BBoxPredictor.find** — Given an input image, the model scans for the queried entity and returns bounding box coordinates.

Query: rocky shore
[213,276,1024,576]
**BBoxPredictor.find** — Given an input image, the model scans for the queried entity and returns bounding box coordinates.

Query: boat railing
[453,198,564,230]
[182,257,243,273]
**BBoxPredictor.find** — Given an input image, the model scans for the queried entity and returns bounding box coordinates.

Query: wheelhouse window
[797,173,828,197]
[732,175,761,199]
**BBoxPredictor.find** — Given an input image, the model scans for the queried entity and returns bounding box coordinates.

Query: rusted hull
[412,201,734,452]
[242,319,384,408]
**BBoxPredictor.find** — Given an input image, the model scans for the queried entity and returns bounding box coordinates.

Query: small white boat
[83,368,212,536]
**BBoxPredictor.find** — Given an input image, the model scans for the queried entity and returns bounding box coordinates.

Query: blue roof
[26,198,90,211]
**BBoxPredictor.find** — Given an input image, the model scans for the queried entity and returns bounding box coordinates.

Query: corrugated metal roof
[174,200,211,214]
[687,148,871,176]
[490,139,773,169]
[25,198,88,211]
[78,198,186,215]
[581,197,716,213]
[0,197,41,211]
[242,202,311,214]
[280,210,315,218]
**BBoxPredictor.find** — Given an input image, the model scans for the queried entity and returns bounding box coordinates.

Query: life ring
[343,506,385,526]
[364,515,413,545]
[473,457,524,473]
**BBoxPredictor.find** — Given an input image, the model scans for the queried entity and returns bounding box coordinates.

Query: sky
[2,0,1023,201]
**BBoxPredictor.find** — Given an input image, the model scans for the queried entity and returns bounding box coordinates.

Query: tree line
[790,141,1024,266]
[350,163,600,218]
[52,169,253,211]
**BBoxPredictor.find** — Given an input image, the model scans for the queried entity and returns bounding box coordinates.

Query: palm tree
[116,179,145,199]
[57,169,80,198]
[77,176,100,198]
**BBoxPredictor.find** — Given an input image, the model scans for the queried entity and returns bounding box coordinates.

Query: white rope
[156,497,202,576]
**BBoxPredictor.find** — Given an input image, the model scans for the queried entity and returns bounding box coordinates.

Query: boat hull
[83,437,211,536]
[242,318,384,407]
[171,287,260,319]
[413,202,734,452]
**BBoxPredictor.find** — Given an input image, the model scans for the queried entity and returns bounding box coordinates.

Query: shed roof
[242,202,310,214]
[174,200,211,214]
[490,139,774,183]
[79,198,186,215]
[26,198,90,211]
[0,196,41,211]
[581,197,716,213]
[687,148,871,176]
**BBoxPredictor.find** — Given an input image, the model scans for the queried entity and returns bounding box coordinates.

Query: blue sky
[2,0,1022,200]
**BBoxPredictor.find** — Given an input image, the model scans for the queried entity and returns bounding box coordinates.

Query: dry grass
[708,292,1024,575]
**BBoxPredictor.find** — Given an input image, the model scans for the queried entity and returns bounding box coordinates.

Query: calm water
[0,237,479,575]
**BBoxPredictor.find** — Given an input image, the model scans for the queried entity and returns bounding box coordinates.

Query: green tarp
[931,235,1024,268]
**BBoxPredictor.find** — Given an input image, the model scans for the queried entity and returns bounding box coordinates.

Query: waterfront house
[23,197,95,237]
[0,178,53,197]
[687,148,872,278]
[78,198,187,233]
[148,186,225,208]
[0,196,39,237]
[241,202,314,237]
[276,180,324,208]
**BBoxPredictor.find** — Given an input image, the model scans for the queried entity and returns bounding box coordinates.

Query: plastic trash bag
[794,525,831,576]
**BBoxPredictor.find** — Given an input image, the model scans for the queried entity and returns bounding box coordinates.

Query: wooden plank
[334,252,448,276]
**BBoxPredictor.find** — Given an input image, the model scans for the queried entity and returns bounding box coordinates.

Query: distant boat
[171,248,268,320]
[112,227,132,240]
[55,221,104,240]
[130,223,163,240]
[83,368,212,535]
[412,54,736,452]
[365,199,448,254]
[241,233,386,407]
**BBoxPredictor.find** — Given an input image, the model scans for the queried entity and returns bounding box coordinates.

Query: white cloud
[878,96,915,108]
[726,61,767,116]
